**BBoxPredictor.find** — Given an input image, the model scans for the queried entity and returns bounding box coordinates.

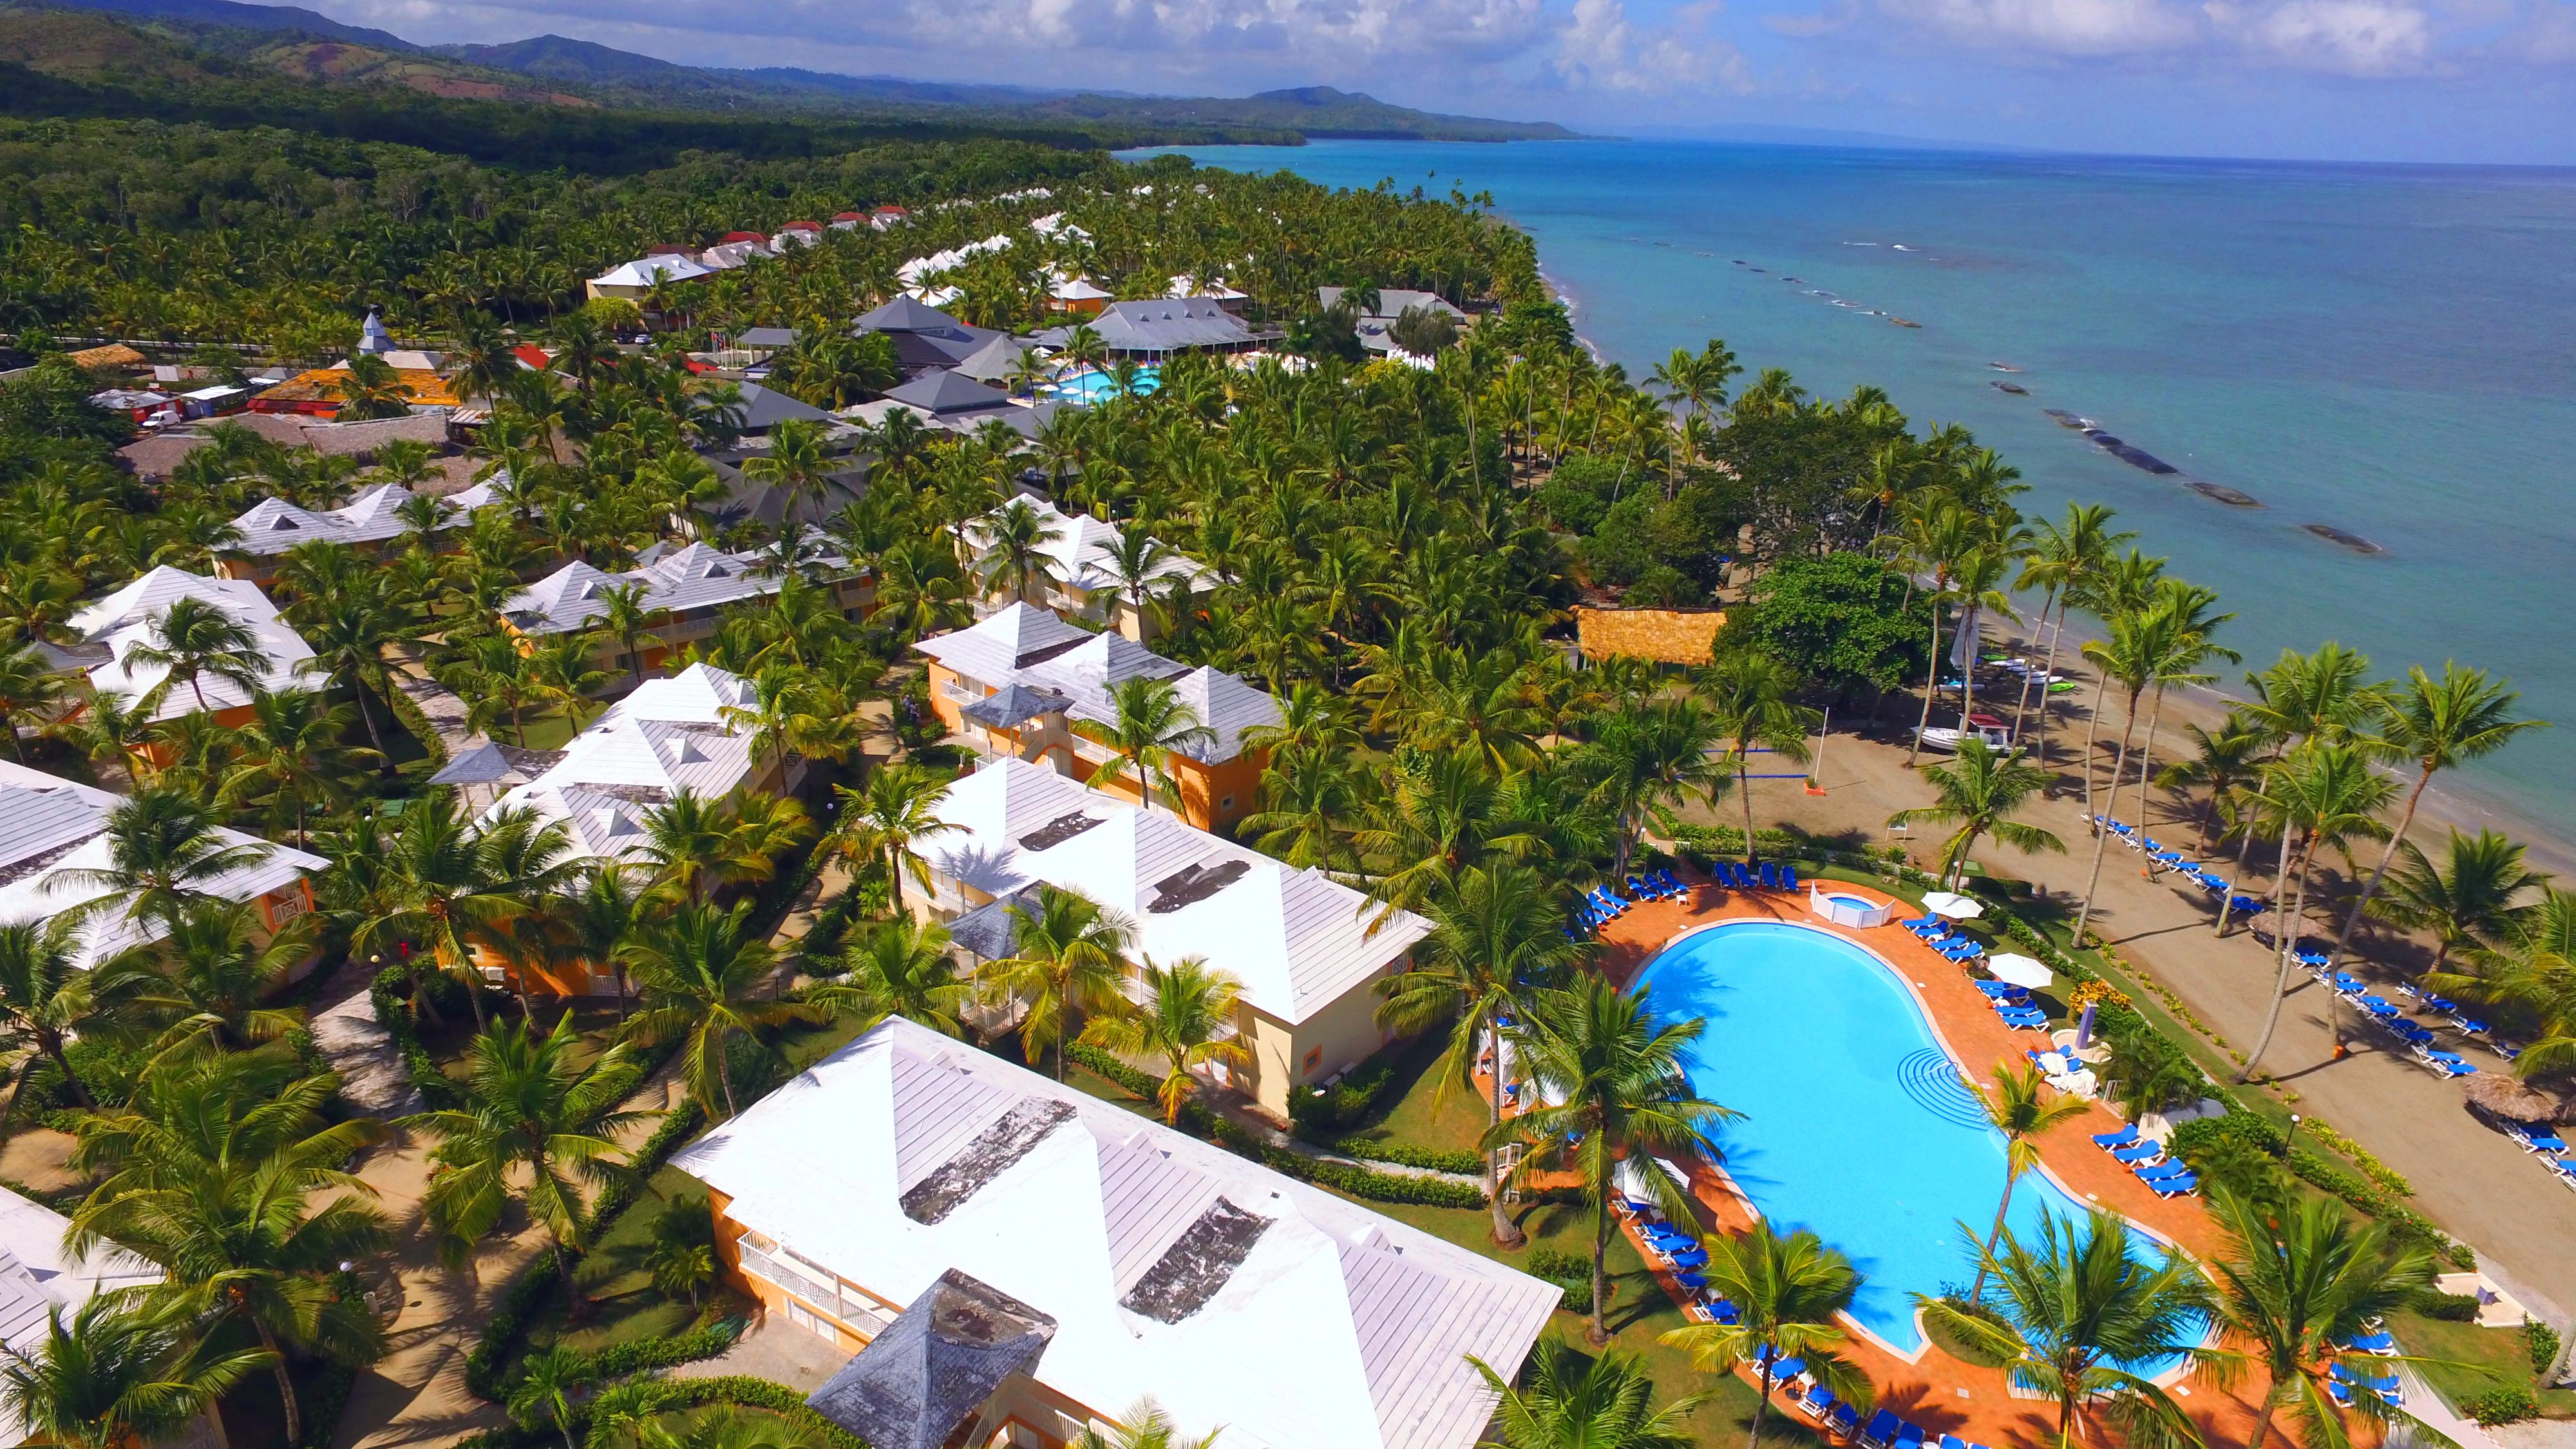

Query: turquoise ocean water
[1145,140,2576,849]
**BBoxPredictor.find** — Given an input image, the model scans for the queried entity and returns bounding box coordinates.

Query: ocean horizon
[1141,137,2576,862]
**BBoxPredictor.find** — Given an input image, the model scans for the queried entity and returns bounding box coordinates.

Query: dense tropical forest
[0,57,2570,1448]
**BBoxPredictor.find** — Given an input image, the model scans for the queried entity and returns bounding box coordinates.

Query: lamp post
[2282,1112,2303,1159]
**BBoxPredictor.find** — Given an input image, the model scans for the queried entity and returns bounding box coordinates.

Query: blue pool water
[1631,920,2125,1354]
[1046,365,1160,402]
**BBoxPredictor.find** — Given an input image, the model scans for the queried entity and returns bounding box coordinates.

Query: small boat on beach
[2304,524,2385,555]
[1992,381,2029,395]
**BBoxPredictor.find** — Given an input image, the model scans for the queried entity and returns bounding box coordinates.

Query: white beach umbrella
[1987,954,2054,990]
[1922,891,1985,920]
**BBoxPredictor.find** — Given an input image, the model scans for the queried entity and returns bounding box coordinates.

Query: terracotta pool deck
[1585,869,2269,1448]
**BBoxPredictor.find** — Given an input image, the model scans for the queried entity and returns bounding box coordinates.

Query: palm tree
[2323,664,2544,976]
[1087,676,1214,815]
[0,644,70,762]
[2425,891,2576,1082]
[831,917,972,1037]
[1967,1062,2090,1298]
[562,862,650,1021]
[219,687,373,847]
[638,791,745,905]
[511,1344,588,1449]
[1585,697,1727,884]
[1491,977,1738,1344]
[345,793,574,1029]
[122,595,267,717]
[55,688,158,785]
[2121,582,2237,840]
[1887,502,1982,768]
[1916,1210,2213,1449]
[123,901,310,1066]
[2068,604,2174,945]
[974,497,1066,603]
[2012,504,2132,754]
[2157,714,2268,856]
[1888,740,2065,890]
[1099,527,1177,635]
[624,899,820,1119]
[2239,744,2396,1079]
[1070,1399,1223,1449]
[741,418,838,523]
[1660,1220,1870,1449]
[829,766,956,914]
[1375,864,1578,1249]
[1467,1338,1705,1449]
[401,1011,650,1294]
[68,1054,392,1444]
[1081,957,1249,1124]
[296,589,410,764]
[2201,1191,2480,1449]
[983,884,1135,1080]
[1696,649,1816,866]
[2368,829,2547,973]
[0,1294,270,1449]
[0,920,133,1117]
[598,582,663,691]
[59,788,270,933]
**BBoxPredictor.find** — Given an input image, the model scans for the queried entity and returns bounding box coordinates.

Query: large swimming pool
[1631,920,2121,1355]
[1045,365,1161,402]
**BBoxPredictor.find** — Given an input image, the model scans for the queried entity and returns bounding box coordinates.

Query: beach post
[1805,709,1830,795]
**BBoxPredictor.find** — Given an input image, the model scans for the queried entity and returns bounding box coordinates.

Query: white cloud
[1776,0,2439,71]
[2206,0,2432,71]
[1551,0,1754,90]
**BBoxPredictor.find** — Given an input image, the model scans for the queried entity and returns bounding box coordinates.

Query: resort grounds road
[1756,729,2576,1329]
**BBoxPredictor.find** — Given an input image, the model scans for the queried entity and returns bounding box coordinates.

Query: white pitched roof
[482,664,761,866]
[928,759,1426,1025]
[64,567,316,723]
[229,481,491,556]
[593,254,714,287]
[673,1018,1554,1449]
[0,1185,160,1443]
[914,606,1278,767]
[0,761,325,969]
[958,498,1208,599]
[502,542,844,636]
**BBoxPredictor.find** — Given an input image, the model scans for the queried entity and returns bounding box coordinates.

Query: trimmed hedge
[1327,1137,1486,1177]
[455,1374,867,1449]
[366,965,471,1110]
[1064,1043,1487,1209]
[2168,1115,2468,1266]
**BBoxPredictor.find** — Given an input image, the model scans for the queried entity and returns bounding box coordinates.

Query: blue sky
[323,0,2576,163]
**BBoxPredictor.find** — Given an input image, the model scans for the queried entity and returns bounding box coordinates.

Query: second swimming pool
[1629,920,2122,1354]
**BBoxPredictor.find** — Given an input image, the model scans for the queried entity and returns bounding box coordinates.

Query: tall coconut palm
[828,766,955,914]
[1584,697,1727,883]
[2067,549,2166,821]
[562,862,650,1021]
[623,899,820,1119]
[1916,1210,2213,1449]
[2067,605,2171,945]
[830,918,972,1038]
[218,687,373,847]
[1466,1338,1705,1449]
[2367,829,2547,974]
[2323,664,2544,977]
[1491,976,1738,1345]
[0,1294,270,1449]
[1080,957,1249,1124]
[344,793,573,1029]
[2201,1191,2480,1449]
[2237,744,2396,1081]
[1374,864,1578,1249]
[2157,714,2269,857]
[58,788,270,934]
[401,1012,649,1295]
[597,583,663,692]
[2217,646,2381,939]
[123,901,310,1066]
[1967,1062,2090,1298]
[1660,1220,1870,1449]
[1086,676,1214,817]
[739,418,838,523]
[0,919,135,1117]
[1884,500,1982,768]
[1696,649,1817,866]
[2012,504,2132,755]
[122,595,267,718]
[983,884,1135,1080]
[2121,582,2237,834]
[1888,740,2064,890]
[2425,891,2576,1082]
[973,497,1066,603]
[68,1054,391,1445]
[0,644,70,763]
[296,589,410,764]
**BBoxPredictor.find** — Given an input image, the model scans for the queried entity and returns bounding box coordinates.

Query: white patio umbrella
[1987,954,2054,990]
[1922,891,1985,920]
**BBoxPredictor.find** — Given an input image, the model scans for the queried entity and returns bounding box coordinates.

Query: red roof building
[721,231,770,245]
[779,220,822,234]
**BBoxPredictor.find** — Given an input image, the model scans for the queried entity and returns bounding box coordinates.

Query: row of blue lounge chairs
[2501,1123,2576,1196]
[1797,1392,1994,1449]
[2087,1123,2201,1198]
[1567,862,1806,936]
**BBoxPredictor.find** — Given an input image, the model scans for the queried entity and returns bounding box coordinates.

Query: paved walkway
[1760,725,2576,1331]
[307,958,423,1117]
[384,644,489,760]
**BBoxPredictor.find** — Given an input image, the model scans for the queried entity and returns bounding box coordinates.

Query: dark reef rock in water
[2302,524,2384,554]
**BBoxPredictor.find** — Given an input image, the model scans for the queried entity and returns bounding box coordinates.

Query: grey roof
[912,602,1091,681]
[730,382,835,432]
[805,1269,1057,1449]
[958,683,1071,729]
[1318,287,1468,320]
[503,540,848,635]
[918,607,1278,768]
[429,738,565,788]
[884,370,1011,416]
[946,884,1039,961]
[855,296,972,337]
[949,335,1039,384]
[1039,298,1249,354]
[737,327,799,348]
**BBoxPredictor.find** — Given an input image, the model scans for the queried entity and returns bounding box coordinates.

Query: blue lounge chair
[1859,1410,1901,1448]
[1781,866,1799,890]
[2420,993,2460,1013]
[2112,1141,2164,1166]
[1667,1249,1709,1271]
[1758,861,1781,889]
[2133,1159,2191,1182]
[1801,1385,1838,1421]
[1828,1403,1859,1438]
[1892,1424,1927,1449]
[2344,1331,2395,1354]
[2000,1014,2050,1032]
[2328,1380,2354,1409]
[2506,1123,2568,1154]
[2296,950,2330,967]
[1674,1271,1707,1290]
[1768,1356,1806,1383]
[2147,1172,2200,1198]
[2420,1052,2476,1079]
[2450,1016,2490,1037]
[1976,981,2028,999]
[2092,1124,2141,1150]
[2332,973,2367,995]
[1653,868,1685,897]
[2387,1021,2435,1045]
[1708,1298,1742,1325]
[1902,916,1941,932]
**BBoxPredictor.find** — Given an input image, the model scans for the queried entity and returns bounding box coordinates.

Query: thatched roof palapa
[1573,606,1728,666]
[2463,1071,2565,1124]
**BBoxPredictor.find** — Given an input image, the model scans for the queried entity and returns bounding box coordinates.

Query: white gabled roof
[914,605,1278,767]
[65,567,316,723]
[0,761,325,970]
[0,1184,160,1443]
[229,480,491,556]
[482,663,761,866]
[912,601,1092,683]
[673,1018,1555,1449]
[928,759,1426,1025]
[502,541,845,636]
[958,498,1209,599]
[593,254,713,288]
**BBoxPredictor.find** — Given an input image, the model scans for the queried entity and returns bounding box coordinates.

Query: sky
[315,0,2576,164]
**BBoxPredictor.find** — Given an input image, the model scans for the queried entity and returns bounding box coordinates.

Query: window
[1218,795,1235,812]
[1302,1046,1323,1076]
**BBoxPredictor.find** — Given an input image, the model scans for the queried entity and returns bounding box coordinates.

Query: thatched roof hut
[1573,607,1727,667]
[2463,1072,2564,1123]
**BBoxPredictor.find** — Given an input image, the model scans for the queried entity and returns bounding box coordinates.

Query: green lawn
[2391,1309,2576,1421]
[1335,1034,1490,1160]
[526,1164,751,1357]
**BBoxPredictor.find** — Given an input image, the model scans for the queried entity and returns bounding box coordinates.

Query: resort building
[914,604,1273,830]
[53,567,316,728]
[216,478,501,583]
[914,758,1429,1117]
[1316,288,1471,354]
[1046,276,1112,315]
[118,410,461,485]
[456,664,775,996]
[853,296,1007,378]
[673,1016,1555,1449]
[955,497,1210,639]
[1036,299,1256,359]
[0,759,326,970]
[501,541,870,677]
[0,1183,212,1448]
[588,252,715,302]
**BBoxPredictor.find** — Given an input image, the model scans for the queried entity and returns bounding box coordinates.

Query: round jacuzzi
[1808,885,1898,929]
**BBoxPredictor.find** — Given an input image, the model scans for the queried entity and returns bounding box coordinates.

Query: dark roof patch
[899,1099,1075,1224]
[1119,1198,1273,1323]
[1147,859,1249,913]
[1016,810,1103,853]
